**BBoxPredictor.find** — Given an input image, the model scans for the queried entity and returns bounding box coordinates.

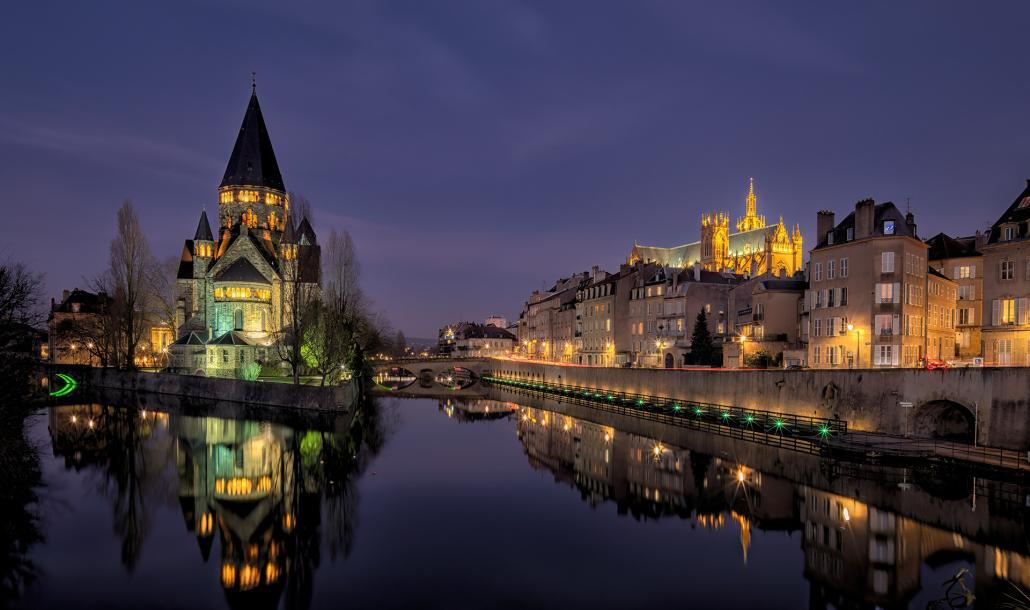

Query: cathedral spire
[194,210,214,242]
[736,177,766,232]
[220,86,285,192]
[746,177,757,217]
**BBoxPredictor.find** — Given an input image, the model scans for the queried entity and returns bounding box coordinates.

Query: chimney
[62,289,70,302]
[855,199,875,239]
[816,210,835,243]
[905,211,916,237]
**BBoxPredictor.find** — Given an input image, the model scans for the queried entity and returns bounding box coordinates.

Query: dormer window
[883,220,895,235]
[826,231,834,245]
[845,227,854,241]
[1004,225,1017,241]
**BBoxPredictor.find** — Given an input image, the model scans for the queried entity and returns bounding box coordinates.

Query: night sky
[4,1,1030,338]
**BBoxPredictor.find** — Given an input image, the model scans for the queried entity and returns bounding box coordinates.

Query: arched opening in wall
[913,400,975,443]
[664,353,673,369]
[259,310,267,332]
[233,309,244,331]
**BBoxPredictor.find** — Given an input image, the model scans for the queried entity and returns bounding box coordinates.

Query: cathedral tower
[701,211,730,271]
[736,177,766,232]
[217,84,289,239]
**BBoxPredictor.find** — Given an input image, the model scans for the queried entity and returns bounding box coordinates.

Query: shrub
[239,361,261,381]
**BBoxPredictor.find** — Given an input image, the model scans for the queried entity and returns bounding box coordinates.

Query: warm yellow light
[842,507,851,522]
[847,323,855,332]
[221,563,237,588]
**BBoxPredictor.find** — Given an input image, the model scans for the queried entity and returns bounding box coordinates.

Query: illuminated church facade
[169,86,320,377]
[628,179,803,277]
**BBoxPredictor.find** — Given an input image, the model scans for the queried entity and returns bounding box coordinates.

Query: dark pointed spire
[297,217,317,245]
[194,210,214,241]
[220,87,285,191]
[280,217,297,245]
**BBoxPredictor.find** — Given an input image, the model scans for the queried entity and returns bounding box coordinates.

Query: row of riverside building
[515,178,1030,368]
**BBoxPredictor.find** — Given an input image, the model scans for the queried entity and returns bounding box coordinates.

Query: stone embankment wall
[78,367,354,411]
[487,361,1030,450]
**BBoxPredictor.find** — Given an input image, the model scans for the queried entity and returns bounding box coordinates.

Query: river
[10,387,1029,609]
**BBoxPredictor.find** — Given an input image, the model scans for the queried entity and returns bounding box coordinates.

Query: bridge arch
[912,399,975,443]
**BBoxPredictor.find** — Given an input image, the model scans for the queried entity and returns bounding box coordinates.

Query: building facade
[926,233,983,360]
[169,87,320,377]
[808,200,936,369]
[981,180,1030,366]
[628,179,803,277]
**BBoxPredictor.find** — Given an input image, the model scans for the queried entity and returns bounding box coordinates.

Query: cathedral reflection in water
[48,403,373,609]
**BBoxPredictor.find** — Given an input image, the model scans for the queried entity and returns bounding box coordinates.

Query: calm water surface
[12,389,1030,609]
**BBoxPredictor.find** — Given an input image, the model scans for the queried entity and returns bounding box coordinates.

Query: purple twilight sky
[3,1,1030,338]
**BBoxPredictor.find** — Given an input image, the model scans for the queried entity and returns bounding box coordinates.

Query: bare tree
[148,256,179,340]
[393,330,407,357]
[107,201,154,370]
[289,191,314,227]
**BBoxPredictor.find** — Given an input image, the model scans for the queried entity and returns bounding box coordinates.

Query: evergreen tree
[688,309,715,365]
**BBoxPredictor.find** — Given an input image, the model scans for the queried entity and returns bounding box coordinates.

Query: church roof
[214,257,270,284]
[297,217,317,245]
[220,90,285,192]
[172,331,206,346]
[209,331,253,346]
[194,210,214,241]
[280,217,297,244]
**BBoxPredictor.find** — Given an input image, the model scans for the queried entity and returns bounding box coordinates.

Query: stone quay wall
[486,361,1030,451]
[76,367,354,412]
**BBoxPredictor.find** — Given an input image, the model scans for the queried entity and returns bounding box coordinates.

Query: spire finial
[251,72,257,94]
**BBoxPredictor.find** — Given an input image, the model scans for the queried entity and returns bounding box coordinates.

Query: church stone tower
[170,83,320,378]
[700,211,730,271]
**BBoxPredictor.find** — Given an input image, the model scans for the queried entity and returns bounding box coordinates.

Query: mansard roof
[214,257,271,284]
[925,232,980,261]
[987,180,1030,244]
[815,201,916,249]
[194,210,214,241]
[220,91,285,191]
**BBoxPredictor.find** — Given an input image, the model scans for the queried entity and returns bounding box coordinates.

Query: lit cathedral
[627,178,803,277]
[169,86,320,377]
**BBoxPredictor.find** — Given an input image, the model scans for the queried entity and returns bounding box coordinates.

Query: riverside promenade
[485,359,1030,453]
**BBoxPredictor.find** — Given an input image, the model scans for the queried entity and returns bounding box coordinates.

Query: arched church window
[242,209,258,228]
[269,211,278,230]
[234,309,244,331]
[260,310,267,332]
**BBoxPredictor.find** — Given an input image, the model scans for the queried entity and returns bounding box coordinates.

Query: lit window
[883,220,895,235]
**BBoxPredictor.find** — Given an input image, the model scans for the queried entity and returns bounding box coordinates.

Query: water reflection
[509,401,1030,609]
[22,391,1030,609]
[46,399,383,609]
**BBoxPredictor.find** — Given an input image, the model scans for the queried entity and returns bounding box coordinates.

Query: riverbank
[486,359,1030,452]
[58,366,356,412]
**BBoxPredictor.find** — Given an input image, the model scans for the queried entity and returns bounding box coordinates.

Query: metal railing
[839,432,1029,472]
[482,373,848,440]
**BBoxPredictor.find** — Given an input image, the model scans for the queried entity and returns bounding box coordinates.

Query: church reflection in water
[508,401,1030,609]
[47,402,380,609]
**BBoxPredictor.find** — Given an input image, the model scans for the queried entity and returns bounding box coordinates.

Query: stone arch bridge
[370,358,491,397]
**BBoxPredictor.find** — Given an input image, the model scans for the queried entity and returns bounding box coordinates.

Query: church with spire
[627,178,803,277]
[169,84,321,377]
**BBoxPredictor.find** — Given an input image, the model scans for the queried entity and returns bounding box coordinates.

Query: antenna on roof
[906,197,911,215]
